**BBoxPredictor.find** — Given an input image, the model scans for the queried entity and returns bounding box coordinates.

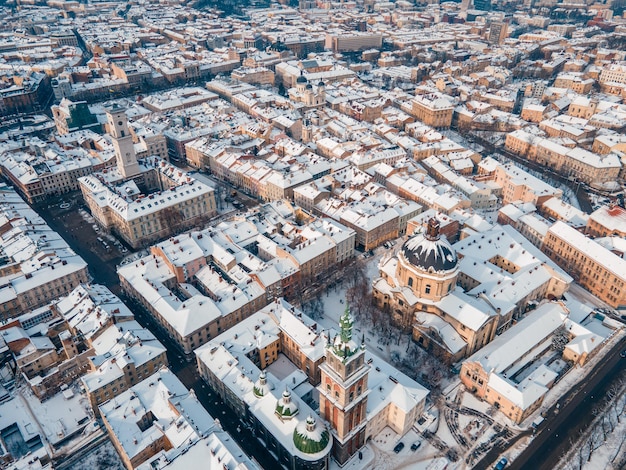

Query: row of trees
[559,372,626,470]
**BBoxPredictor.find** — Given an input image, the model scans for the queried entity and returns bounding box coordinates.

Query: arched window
[408,277,414,287]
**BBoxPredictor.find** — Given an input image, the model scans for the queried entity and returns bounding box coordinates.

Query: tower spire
[339,302,353,344]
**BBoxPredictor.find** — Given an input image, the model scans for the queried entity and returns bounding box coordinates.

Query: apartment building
[325,32,383,52]
[542,221,626,308]
[0,186,89,321]
[79,160,216,249]
[460,302,606,424]
[599,63,626,85]
[81,320,168,413]
[492,162,563,205]
[586,204,626,238]
[409,93,454,128]
[100,368,221,469]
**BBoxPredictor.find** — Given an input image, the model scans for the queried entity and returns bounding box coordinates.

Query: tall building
[473,0,491,10]
[78,107,217,249]
[318,306,369,465]
[488,22,508,45]
[107,106,141,179]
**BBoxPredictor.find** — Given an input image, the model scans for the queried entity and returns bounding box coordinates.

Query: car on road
[393,442,404,453]
[494,457,508,469]
[410,441,421,451]
[620,350,626,358]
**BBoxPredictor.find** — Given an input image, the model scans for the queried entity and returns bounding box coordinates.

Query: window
[425,284,431,294]
[408,277,413,287]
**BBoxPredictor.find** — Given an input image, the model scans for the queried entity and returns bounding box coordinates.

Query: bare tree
[301,297,324,321]
[345,257,368,290]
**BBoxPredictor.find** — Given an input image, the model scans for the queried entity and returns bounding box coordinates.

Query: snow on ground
[329,442,375,470]
[70,439,125,470]
[585,414,626,470]
[319,247,400,364]
[433,411,457,450]
[460,391,492,415]
[368,426,443,470]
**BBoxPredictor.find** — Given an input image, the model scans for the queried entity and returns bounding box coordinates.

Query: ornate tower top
[339,304,353,343]
[425,217,441,241]
[331,302,360,361]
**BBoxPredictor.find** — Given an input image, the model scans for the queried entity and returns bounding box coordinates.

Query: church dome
[296,72,308,84]
[253,370,270,398]
[306,83,313,89]
[293,415,331,455]
[275,388,299,419]
[401,218,457,273]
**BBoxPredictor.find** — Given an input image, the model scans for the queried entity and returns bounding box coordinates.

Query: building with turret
[195,300,333,470]
[318,306,369,465]
[196,298,428,467]
[288,72,326,109]
[79,107,216,248]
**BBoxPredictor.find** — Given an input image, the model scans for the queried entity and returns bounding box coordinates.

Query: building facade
[318,308,369,465]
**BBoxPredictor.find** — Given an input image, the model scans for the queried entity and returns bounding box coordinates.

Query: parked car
[410,441,422,451]
[494,457,508,470]
[393,442,405,454]
[620,350,626,358]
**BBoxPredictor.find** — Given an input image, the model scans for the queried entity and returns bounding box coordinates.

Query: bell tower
[318,304,369,465]
[106,106,140,179]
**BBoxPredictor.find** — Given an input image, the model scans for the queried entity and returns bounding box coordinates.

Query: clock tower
[318,304,369,465]
[106,106,140,179]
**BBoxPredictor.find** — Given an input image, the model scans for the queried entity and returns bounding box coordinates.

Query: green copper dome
[275,388,299,419]
[293,415,331,454]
